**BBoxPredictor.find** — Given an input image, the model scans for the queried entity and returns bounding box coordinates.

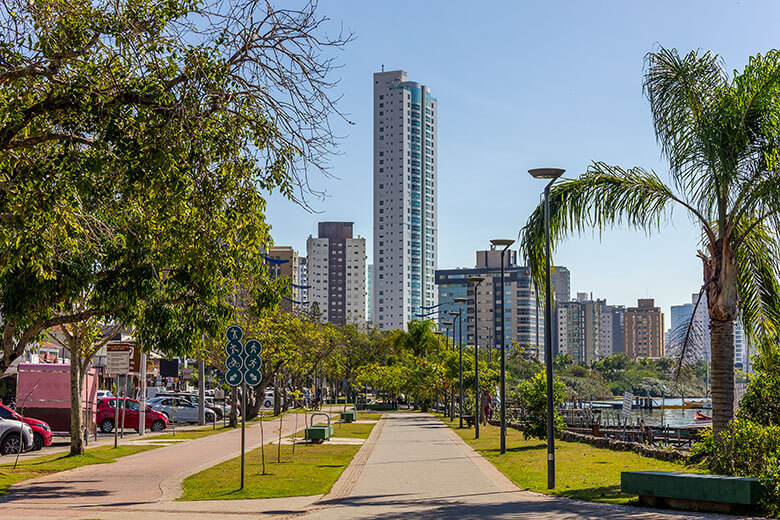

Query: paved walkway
[0,412,759,519]
[0,412,328,519]
[300,414,749,520]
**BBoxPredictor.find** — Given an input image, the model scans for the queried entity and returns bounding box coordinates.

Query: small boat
[695,411,712,421]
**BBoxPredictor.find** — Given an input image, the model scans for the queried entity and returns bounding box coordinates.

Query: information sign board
[224,325,263,387]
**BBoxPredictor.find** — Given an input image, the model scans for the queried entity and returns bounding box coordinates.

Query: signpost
[106,350,131,448]
[622,391,633,420]
[224,325,262,490]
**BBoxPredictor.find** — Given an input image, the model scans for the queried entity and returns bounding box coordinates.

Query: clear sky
[265,0,780,322]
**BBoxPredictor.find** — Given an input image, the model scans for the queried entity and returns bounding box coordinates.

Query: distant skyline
[265,1,780,322]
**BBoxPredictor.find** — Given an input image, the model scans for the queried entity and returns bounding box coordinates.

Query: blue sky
[265,0,780,321]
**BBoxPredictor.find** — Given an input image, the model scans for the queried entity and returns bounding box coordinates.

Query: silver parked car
[147,396,216,423]
[0,417,33,455]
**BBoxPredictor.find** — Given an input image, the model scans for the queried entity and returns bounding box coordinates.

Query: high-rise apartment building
[373,70,438,331]
[367,264,373,325]
[669,293,711,361]
[307,222,367,326]
[435,249,542,355]
[624,299,665,359]
[266,246,300,312]
[556,296,620,363]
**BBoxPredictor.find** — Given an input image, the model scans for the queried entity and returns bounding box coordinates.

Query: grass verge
[179,414,380,500]
[0,445,159,494]
[439,415,703,504]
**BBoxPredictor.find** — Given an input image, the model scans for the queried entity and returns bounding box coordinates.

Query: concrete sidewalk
[0,411,330,519]
[0,412,759,519]
[299,413,750,520]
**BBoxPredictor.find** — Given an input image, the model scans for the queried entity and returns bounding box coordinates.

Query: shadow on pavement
[0,480,113,503]
[315,491,737,520]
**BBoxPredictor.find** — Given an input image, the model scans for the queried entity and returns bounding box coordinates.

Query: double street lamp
[467,276,485,439]
[449,296,468,428]
[441,319,454,420]
[529,167,565,489]
[490,238,514,454]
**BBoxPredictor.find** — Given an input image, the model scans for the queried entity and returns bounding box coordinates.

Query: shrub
[513,372,565,440]
[690,418,780,514]
[738,371,780,427]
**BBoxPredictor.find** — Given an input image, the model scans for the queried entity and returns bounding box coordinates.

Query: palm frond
[519,162,687,294]
[734,218,780,355]
[643,48,726,195]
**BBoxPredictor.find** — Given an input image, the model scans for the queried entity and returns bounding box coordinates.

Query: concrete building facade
[435,249,542,355]
[373,69,438,331]
[623,299,665,359]
[307,222,367,326]
[267,246,300,313]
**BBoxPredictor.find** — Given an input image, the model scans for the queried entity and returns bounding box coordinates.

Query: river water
[590,398,711,428]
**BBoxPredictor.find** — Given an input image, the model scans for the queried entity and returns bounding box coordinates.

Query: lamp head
[467,276,485,284]
[447,310,460,316]
[453,297,469,303]
[528,168,565,180]
[490,238,515,248]
[434,331,442,335]
[442,320,453,326]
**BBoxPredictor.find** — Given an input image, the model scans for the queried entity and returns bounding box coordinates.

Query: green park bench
[621,471,763,514]
[340,405,357,423]
[304,412,334,443]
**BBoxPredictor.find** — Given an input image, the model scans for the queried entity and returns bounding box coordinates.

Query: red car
[97,398,168,433]
[0,404,53,450]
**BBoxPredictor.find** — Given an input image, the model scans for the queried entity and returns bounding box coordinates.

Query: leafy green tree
[0,0,350,375]
[521,48,780,434]
[513,372,566,440]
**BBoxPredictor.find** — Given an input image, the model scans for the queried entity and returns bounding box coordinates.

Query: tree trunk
[70,348,84,455]
[710,318,735,435]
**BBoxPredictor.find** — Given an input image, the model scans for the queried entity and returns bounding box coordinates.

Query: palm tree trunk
[710,318,735,435]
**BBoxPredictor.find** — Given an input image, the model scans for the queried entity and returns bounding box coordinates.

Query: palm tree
[520,48,780,435]
[399,320,439,357]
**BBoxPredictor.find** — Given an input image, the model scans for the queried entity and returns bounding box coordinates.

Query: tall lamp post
[442,319,454,420]
[467,276,485,438]
[529,167,565,489]
[450,296,468,428]
[490,238,515,454]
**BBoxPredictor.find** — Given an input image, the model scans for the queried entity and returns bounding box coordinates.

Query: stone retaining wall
[487,419,689,463]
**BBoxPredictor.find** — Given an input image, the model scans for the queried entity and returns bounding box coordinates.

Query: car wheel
[205,413,215,422]
[1,435,21,455]
[100,418,115,433]
[150,420,165,432]
[264,400,272,408]
[32,433,44,451]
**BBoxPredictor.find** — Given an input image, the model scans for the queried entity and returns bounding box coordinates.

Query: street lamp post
[468,276,485,439]
[490,238,515,454]
[442,319,454,420]
[529,167,565,489]
[450,297,468,428]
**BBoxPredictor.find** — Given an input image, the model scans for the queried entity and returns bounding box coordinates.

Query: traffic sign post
[223,325,263,490]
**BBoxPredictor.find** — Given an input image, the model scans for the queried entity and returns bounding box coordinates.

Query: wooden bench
[621,471,763,514]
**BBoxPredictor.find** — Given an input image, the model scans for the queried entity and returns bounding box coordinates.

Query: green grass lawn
[179,414,379,500]
[440,416,703,504]
[0,445,158,494]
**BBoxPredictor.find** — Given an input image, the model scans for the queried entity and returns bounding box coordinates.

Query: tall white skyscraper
[373,70,438,331]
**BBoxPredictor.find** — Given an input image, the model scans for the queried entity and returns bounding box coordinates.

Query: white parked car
[0,417,33,455]
[97,390,114,400]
